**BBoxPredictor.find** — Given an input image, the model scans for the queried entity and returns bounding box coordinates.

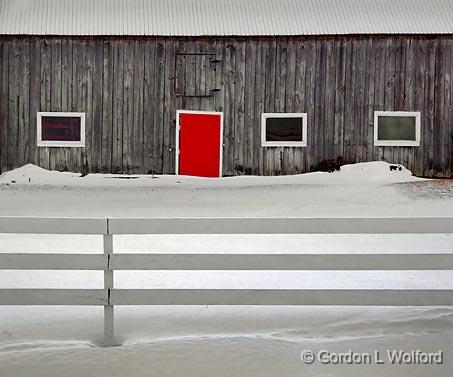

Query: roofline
[1,33,453,38]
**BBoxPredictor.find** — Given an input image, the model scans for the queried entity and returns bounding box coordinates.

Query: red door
[177,111,223,178]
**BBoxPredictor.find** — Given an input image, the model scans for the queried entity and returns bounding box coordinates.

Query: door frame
[175,110,224,177]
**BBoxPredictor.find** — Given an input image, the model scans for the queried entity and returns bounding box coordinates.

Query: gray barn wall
[0,35,452,177]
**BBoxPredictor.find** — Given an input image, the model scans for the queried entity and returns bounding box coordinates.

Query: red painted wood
[179,112,221,177]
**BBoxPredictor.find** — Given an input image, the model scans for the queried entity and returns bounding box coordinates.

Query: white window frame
[37,112,86,147]
[261,113,307,147]
[374,111,420,147]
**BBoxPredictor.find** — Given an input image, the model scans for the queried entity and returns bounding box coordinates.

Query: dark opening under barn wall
[0,35,452,178]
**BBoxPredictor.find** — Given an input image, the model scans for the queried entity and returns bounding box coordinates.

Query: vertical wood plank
[84,39,94,173]
[206,39,218,110]
[112,39,124,173]
[295,39,308,172]
[353,37,367,163]
[313,39,326,166]
[425,39,437,176]
[342,39,351,163]
[174,53,184,96]
[0,40,8,173]
[403,37,417,173]
[274,38,287,174]
[7,38,20,171]
[214,40,226,172]
[91,38,103,173]
[143,39,156,174]
[446,37,453,177]
[286,39,299,173]
[39,38,51,169]
[324,38,336,162]
[49,38,63,171]
[253,40,266,175]
[383,37,396,164]
[72,39,87,173]
[18,38,30,168]
[414,37,426,176]
[263,39,277,175]
[305,38,317,171]
[243,40,256,174]
[101,39,113,173]
[181,41,199,111]
[185,54,196,98]
[132,40,144,174]
[365,37,376,162]
[233,40,246,174]
[162,39,176,174]
[61,38,77,172]
[202,39,217,111]
[153,40,165,174]
[393,36,407,168]
[433,38,445,177]
[220,40,236,175]
[373,37,386,162]
[122,40,134,174]
[67,39,82,172]
[28,38,40,167]
[333,38,345,160]
[343,38,355,164]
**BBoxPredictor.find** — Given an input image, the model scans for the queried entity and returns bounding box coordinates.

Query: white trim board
[374,111,421,147]
[261,112,308,147]
[37,112,86,147]
[175,110,224,177]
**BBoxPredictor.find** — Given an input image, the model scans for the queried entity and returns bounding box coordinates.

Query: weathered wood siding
[0,35,452,177]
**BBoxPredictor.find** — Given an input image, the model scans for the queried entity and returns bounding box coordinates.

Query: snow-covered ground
[0,162,452,377]
[0,161,452,217]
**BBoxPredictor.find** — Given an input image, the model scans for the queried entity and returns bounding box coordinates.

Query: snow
[0,161,420,187]
[0,161,452,217]
[0,162,452,376]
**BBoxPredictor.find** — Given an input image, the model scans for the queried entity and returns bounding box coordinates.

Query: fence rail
[2,216,453,234]
[2,253,453,270]
[1,216,452,346]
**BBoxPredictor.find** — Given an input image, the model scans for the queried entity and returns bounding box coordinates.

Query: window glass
[41,116,81,142]
[377,116,416,141]
[265,117,303,142]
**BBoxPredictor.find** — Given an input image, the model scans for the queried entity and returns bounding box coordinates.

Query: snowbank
[0,161,421,188]
[0,162,451,217]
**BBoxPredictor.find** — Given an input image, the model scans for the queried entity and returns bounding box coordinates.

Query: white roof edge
[0,0,453,36]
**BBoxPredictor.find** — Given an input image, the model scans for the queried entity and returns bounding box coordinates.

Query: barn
[0,0,452,178]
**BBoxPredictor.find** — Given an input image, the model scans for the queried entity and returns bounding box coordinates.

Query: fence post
[103,231,114,347]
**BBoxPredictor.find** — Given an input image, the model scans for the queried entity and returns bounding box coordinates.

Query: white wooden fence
[0,216,452,346]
